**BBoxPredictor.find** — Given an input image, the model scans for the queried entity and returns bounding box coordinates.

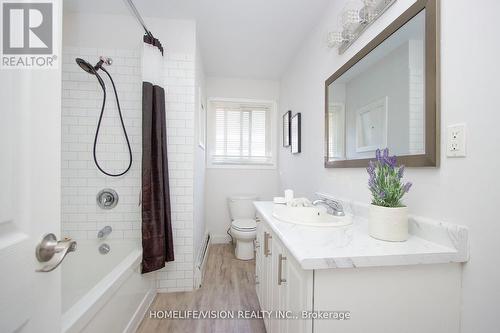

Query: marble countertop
[254,201,469,270]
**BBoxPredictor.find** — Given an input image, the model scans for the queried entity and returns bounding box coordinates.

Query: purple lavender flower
[398,165,405,179]
[369,160,375,169]
[390,155,397,166]
[375,148,397,168]
[383,155,397,168]
[403,182,412,193]
[367,148,412,207]
[367,161,376,177]
[367,168,374,178]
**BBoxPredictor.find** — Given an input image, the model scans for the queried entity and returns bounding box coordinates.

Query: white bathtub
[62,240,155,333]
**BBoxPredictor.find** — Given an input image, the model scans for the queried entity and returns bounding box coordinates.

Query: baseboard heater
[194,233,211,288]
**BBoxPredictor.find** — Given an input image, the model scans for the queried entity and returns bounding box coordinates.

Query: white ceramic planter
[369,204,408,242]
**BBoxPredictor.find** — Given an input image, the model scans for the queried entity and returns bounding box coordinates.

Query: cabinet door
[266,227,275,331]
[285,254,313,333]
[257,223,313,333]
[259,223,274,332]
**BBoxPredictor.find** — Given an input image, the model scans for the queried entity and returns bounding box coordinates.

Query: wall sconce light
[327,0,396,54]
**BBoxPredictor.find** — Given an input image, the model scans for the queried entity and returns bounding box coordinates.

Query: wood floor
[136,244,266,333]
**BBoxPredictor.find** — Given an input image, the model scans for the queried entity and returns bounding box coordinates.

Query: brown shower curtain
[141,80,174,273]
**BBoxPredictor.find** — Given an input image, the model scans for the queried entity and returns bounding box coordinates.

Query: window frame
[206,97,277,170]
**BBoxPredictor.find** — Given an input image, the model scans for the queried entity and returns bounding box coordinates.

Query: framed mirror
[325,0,439,168]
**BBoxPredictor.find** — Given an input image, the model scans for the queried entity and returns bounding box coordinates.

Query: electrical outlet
[446,123,466,157]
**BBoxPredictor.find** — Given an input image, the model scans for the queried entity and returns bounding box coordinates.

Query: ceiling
[64,0,331,80]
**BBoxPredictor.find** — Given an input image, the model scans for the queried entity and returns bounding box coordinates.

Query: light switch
[446,123,466,157]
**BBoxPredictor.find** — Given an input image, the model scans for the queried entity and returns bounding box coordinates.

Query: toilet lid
[232,219,257,231]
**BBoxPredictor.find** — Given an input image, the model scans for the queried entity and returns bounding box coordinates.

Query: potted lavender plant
[367,148,412,241]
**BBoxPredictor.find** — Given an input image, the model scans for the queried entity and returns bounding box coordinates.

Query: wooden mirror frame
[324,0,440,168]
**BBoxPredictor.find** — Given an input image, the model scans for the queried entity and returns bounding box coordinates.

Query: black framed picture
[291,113,301,154]
[282,110,291,147]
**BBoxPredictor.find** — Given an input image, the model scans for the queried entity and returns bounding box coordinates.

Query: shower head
[75,57,96,74]
[75,56,113,75]
[75,57,109,90]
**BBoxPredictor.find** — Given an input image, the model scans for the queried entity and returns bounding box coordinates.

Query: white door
[0,3,63,332]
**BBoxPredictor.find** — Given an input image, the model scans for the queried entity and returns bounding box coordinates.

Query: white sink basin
[272,204,353,227]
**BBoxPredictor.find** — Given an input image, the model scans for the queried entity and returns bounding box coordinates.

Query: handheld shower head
[75,58,96,74]
[75,56,113,75]
[75,57,106,90]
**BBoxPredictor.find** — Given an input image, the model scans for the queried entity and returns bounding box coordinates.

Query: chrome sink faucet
[312,199,345,217]
[97,226,112,239]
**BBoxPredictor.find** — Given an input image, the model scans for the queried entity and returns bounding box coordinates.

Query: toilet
[228,195,258,260]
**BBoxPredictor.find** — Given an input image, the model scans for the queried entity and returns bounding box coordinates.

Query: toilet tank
[228,195,258,220]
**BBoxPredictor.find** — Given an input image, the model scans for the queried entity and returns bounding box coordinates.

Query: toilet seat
[231,219,257,231]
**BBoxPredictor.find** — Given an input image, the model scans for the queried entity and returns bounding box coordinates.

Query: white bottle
[284,189,294,203]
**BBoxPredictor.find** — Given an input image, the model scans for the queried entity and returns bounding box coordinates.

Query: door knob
[35,233,77,272]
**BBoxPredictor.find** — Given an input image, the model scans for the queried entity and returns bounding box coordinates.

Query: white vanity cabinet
[256,216,313,333]
[254,203,465,333]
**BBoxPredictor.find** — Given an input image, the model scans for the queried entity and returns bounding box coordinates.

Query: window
[207,98,276,168]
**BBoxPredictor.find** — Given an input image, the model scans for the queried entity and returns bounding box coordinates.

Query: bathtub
[61,240,155,333]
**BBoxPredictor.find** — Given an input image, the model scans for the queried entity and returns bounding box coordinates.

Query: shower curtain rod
[124,0,154,39]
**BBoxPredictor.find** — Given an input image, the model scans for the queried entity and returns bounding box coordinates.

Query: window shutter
[209,100,274,165]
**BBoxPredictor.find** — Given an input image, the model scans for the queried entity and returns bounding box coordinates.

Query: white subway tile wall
[61,47,196,292]
[408,40,425,155]
[158,51,196,292]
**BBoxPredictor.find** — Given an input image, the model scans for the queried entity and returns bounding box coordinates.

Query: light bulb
[359,6,377,23]
[342,29,355,42]
[341,0,365,31]
[327,31,344,48]
[342,8,362,29]
[363,0,379,7]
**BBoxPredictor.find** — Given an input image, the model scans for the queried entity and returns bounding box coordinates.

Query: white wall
[279,0,500,332]
[205,77,281,242]
[62,12,200,292]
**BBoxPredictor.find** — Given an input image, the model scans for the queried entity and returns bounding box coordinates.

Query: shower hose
[92,67,133,177]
